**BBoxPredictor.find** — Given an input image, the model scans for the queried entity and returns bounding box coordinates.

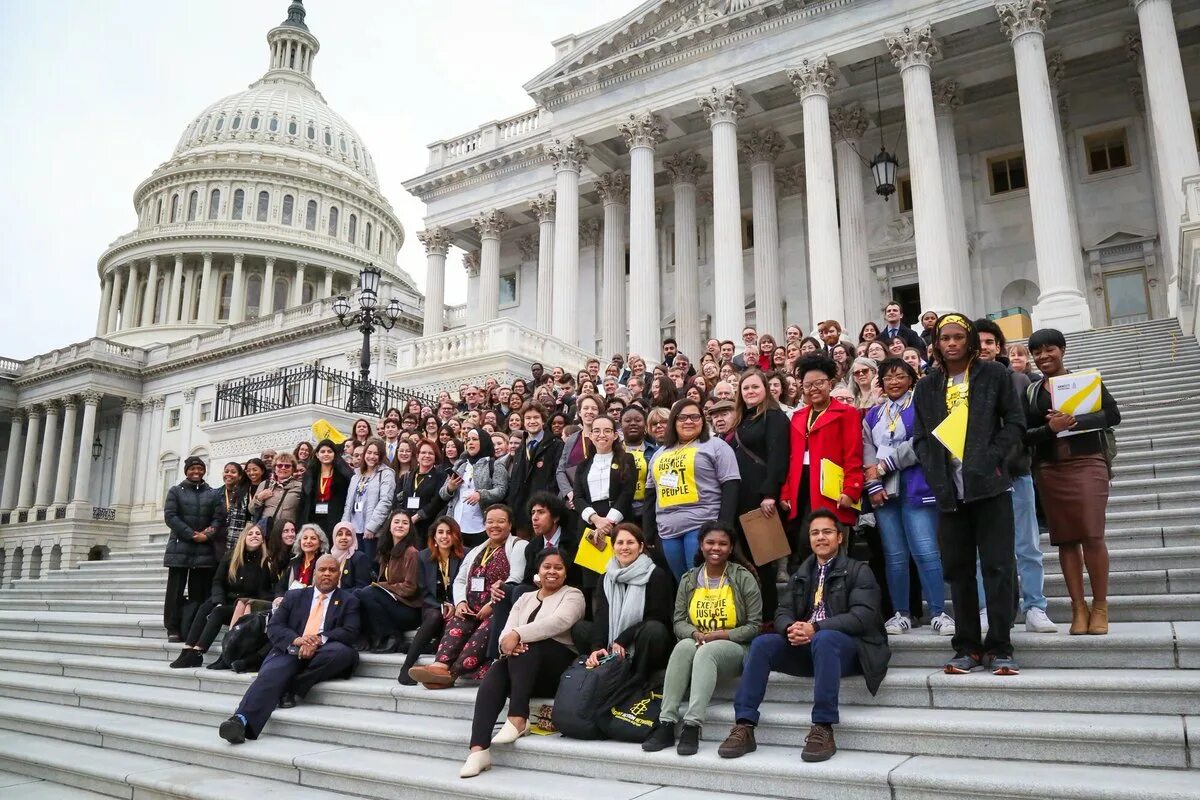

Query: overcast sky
[0,0,624,359]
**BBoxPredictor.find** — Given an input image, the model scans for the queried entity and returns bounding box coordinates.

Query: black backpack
[552,654,630,740]
[218,609,271,673]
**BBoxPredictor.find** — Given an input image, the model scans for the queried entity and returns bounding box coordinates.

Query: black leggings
[400,607,447,674]
[184,600,234,651]
[357,586,422,641]
[469,639,575,748]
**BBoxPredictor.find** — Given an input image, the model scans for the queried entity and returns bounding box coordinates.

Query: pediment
[1085,228,1156,251]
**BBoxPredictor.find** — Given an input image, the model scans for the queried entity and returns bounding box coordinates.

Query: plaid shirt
[221,487,248,545]
[807,560,831,624]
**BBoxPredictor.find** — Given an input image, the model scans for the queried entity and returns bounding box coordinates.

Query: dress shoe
[206,658,231,670]
[279,692,297,709]
[218,716,246,745]
[459,749,492,778]
[801,723,836,762]
[408,662,454,687]
[491,719,529,745]
[170,649,202,669]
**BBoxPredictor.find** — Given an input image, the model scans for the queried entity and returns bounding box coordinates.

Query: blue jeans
[975,474,1046,612]
[357,532,377,568]
[661,529,701,580]
[873,475,945,617]
[733,631,860,725]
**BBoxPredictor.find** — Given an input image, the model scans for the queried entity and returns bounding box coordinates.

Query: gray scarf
[603,553,656,648]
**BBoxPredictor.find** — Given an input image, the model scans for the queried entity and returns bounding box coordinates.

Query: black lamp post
[91,436,103,461]
[333,265,401,414]
[868,56,900,199]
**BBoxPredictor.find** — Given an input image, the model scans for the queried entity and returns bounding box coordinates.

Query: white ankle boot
[459,749,492,778]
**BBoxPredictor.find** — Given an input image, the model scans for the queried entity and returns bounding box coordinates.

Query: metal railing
[214,365,434,421]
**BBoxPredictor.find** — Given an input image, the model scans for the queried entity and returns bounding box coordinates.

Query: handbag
[218,609,271,673]
[597,680,663,743]
[552,654,629,740]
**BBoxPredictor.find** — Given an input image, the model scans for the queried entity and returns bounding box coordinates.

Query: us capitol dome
[95,0,414,347]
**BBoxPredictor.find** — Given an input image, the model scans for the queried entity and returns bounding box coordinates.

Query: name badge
[354,501,364,513]
[314,502,329,515]
[659,472,679,489]
[470,577,485,593]
[407,497,420,509]
[803,451,810,465]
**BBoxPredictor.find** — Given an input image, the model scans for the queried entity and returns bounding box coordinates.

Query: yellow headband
[937,313,971,332]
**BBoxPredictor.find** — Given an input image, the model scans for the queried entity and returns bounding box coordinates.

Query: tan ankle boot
[1069,600,1090,635]
[1088,600,1109,635]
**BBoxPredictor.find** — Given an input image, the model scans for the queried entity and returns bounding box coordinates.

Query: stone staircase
[0,318,1197,799]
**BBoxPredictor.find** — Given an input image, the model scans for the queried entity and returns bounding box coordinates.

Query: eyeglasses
[809,527,839,537]
[801,379,830,391]
[275,464,293,470]
[676,413,703,423]
[851,369,872,377]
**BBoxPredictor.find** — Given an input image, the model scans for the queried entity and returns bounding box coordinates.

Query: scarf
[329,523,359,563]
[603,553,657,648]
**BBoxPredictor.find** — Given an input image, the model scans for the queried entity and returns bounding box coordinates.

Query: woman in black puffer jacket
[162,456,223,641]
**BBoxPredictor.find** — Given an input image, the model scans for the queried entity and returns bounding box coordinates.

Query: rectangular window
[199,402,212,423]
[499,272,518,309]
[988,153,1027,196]
[898,176,914,213]
[1084,129,1130,174]
[167,408,181,430]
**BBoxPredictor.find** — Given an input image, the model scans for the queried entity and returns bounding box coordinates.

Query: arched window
[246,274,262,319]
[327,206,339,236]
[305,200,317,231]
[200,117,209,134]
[11,547,23,583]
[30,546,42,579]
[306,123,315,140]
[215,115,224,132]
[287,118,297,136]
[155,277,167,323]
[348,214,357,243]
[187,190,198,221]
[302,282,315,304]
[273,277,289,311]
[256,191,269,222]
[365,221,372,248]
[232,189,244,220]
[207,188,220,220]
[339,136,347,154]
[352,142,360,162]
[170,194,180,222]
[232,114,242,130]
[378,230,384,254]
[218,273,233,320]
[155,199,163,224]
[282,194,294,226]
[324,129,332,147]
[268,115,279,133]
[49,545,62,572]
[250,114,260,131]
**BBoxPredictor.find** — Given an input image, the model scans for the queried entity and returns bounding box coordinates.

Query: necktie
[303,592,327,637]
[809,563,829,623]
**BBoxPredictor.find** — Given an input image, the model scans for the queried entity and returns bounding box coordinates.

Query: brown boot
[1087,600,1109,635]
[1069,600,1090,635]
[801,723,836,762]
[718,723,757,759]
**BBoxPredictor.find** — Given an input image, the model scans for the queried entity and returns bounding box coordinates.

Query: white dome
[173,80,379,186]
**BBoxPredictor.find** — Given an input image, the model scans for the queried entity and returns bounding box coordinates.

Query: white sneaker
[930,612,956,637]
[884,612,911,635]
[1024,607,1058,633]
[979,609,990,636]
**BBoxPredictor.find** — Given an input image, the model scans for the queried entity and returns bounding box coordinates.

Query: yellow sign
[1050,370,1102,416]
[653,446,699,508]
[574,529,614,575]
[819,459,861,511]
[311,419,347,445]
[688,582,737,631]
[933,377,969,461]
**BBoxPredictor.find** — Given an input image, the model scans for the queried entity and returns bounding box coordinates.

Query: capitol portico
[401,0,1200,372]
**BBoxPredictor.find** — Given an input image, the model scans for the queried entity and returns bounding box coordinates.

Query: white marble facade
[405,0,1200,356]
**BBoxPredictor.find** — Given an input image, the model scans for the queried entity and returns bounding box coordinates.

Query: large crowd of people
[160,304,1122,774]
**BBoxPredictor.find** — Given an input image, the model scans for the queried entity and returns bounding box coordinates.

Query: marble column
[530,193,556,333]
[181,266,197,324]
[53,396,77,507]
[72,392,101,505]
[107,267,124,333]
[1132,0,1199,315]
[473,209,510,322]
[139,398,166,507]
[111,398,141,507]
[230,253,246,323]
[1,410,25,512]
[665,152,706,358]
[15,405,41,512]
[418,227,451,335]
[931,81,974,314]
[120,264,139,330]
[742,130,786,337]
[262,257,276,315]
[996,1,1092,331]
[887,25,958,316]
[1046,54,1090,312]
[788,57,845,326]
[198,252,215,324]
[597,171,629,357]
[699,86,748,341]
[548,136,589,345]
[323,269,333,299]
[141,256,160,326]
[34,400,60,510]
[293,262,307,307]
[96,275,113,336]
[620,112,665,360]
[828,106,876,331]
[168,253,184,323]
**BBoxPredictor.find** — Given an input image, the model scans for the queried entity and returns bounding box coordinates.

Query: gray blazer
[439,456,508,520]
[342,466,397,536]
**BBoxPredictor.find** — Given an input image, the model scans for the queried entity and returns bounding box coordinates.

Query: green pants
[659,637,745,726]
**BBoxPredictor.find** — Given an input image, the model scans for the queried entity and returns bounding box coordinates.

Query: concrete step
[946,594,1200,623]
[10,577,166,592]
[0,599,161,614]
[1041,569,1200,598]
[0,771,111,800]
[1112,457,1200,482]
[1043,546,1200,575]
[0,611,163,639]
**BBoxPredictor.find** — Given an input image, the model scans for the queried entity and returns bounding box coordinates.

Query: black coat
[209,552,275,605]
[417,548,463,609]
[730,409,791,513]
[506,434,564,519]
[300,461,353,529]
[776,555,890,695]
[1024,377,1121,464]
[163,479,222,569]
[571,451,637,526]
[912,359,1026,511]
[879,323,925,352]
[339,550,373,590]
[522,523,584,588]
[275,554,319,598]
[588,564,675,651]
[395,468,447,538]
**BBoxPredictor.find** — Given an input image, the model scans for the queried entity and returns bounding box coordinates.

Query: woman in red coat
[780,356,864,565]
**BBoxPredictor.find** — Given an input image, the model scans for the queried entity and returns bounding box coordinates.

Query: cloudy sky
[0,0,624,359]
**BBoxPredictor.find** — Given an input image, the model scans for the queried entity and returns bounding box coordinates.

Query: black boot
[641,721,676,752]
[170,649,202,669]
[677,722,701,756]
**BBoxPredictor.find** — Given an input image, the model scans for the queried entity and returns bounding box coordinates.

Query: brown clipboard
[738,507,791,566]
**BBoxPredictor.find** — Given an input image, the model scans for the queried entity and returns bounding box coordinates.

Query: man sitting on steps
[219,554,360,744]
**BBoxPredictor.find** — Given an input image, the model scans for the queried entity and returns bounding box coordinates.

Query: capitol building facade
[1,0,1199,576]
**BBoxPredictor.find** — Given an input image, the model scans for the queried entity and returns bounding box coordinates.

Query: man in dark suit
[219,555,360,743]
[878,301,925,351]
[505,402,564,532]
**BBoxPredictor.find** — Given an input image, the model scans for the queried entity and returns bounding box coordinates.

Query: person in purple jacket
[861,358,955,638]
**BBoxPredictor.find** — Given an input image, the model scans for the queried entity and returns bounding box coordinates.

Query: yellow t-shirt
[689,580,737,631]
[629,448,648,501]
[653,445,699,508]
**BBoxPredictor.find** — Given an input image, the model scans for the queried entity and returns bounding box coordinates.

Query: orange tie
[303,592,327,637]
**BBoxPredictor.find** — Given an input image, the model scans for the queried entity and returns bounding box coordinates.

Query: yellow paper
[932,404,968,462]
[312,419,347,445]
[1049,370,1102,416]
[819,459,862,511]
[574,528,614,575]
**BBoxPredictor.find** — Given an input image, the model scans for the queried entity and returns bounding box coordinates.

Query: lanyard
[806,406,828,436]
[479,543,501,568]
[884,391,913,434]
[438,557,450,588]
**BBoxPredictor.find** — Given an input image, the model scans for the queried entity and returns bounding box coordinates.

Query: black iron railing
[214,366,434,421]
